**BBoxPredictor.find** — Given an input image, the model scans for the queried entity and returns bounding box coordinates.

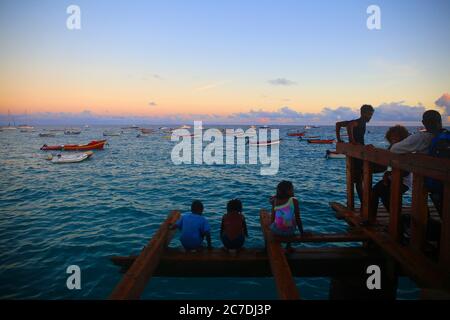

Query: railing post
[410,175,428,252]
[362,160,373,222]
[346,156,355,210]
[440,182,450,269]
[389,168,403,242]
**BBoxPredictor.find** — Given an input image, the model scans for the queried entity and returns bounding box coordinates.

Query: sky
[0,0,449,124]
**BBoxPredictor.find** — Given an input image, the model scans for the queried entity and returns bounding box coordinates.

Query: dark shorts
[352,159,363,183]
[221,234,245,250]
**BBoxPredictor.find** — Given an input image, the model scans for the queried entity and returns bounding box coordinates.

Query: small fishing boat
[64,128,82,135]
[304,125,312,130]
[307,139,335,144]
[103,130,122,137]
[40,140,107,151]
[287,131,306,137]
[47,151,94,164]
[140,128,154,134]
[326,150,346,159]
[39,132,56,137]
[122,125,139,130]
[248,139,281,146]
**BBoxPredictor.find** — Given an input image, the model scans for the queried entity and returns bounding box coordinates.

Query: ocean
[0,125,421,299]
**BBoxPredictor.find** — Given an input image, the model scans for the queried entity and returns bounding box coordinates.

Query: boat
[287,131,306,137]
[39,132,56,137]
[40,140,107,151]
[248,139,281,146]
[300,136,320,139]
[307,139,335,144]
[140,128,154,134]
[304,125,312,130]
[122,125,139,130]
[103,130,122,137]
[64,128,82,135]
[47,151,94,164]
[326,150,346,159]
[2,110,17,130]
[18,125,34,130]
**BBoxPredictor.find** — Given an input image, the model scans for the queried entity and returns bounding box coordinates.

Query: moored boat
[307,139,335,144]
[40,140,107,151]
[326,150,346,159]
[287,131,306,137]
[47,151,94,164]
[39,132,56,137]
[103,130,122,136]
[64,128,82,135]
[248,139,281,146]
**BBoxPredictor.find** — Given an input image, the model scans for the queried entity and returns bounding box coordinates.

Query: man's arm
[335,120,349,143]
[205,232,212,248]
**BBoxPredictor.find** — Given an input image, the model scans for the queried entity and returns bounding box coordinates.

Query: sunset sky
[0,0,449,124]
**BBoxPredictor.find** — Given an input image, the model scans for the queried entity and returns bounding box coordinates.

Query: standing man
[335,104,375,203]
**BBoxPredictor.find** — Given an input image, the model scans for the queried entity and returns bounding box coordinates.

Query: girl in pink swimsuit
[270,181,304,239]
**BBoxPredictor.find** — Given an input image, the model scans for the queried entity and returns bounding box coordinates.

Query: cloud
[148,101,157,106]
[372,101,426,121]
[435,93,450,114]
[268,78,297,86]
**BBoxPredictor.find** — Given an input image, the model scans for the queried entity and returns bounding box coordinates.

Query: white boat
[64,128,82,135]
[103,130,122,137]
[326,150,346,159]
[1,126,17,130]
[47,151,93,164]
[39,132,56,137]
[179,125,192,129]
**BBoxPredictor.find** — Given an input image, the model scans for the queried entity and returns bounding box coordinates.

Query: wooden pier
[109,142,450,300]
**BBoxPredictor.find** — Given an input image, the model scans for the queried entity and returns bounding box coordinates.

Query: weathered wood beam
[388,168,403,242]
[330,202,450,291]
[260,210,300,300]
[336,142,450,182]
[410,175,429,252]
[273,232,369,243]
[111,247,386,277]
[346,156,355,210]
[109,211,181,300]
[440,182,450,269]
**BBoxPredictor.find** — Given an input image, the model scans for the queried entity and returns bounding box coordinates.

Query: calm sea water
[0,125,420,299]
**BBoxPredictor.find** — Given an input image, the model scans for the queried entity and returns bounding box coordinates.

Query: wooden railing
[336,142,450,274]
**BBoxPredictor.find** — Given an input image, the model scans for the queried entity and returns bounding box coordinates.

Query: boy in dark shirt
[335,104,375,203]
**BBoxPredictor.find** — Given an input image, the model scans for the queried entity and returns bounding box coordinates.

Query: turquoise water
[0,125,420,299]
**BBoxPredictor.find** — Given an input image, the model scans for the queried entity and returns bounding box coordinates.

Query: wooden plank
[109,211,181,300]
[389,168,403,242]
[260,210,300,300]
[440,182,450,268]
[111,247,386,278]
[362,160,373,222]
[331,202,450,291]
[273,232,369,243]
[336,142,450,182]
[346,156,355,210]
[410,175,428,252]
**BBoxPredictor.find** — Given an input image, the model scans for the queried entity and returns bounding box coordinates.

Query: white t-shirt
[390,131,433,190]
[390,132,433,154]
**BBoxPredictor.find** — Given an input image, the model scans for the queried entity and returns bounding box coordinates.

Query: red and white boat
[40,140,107,151]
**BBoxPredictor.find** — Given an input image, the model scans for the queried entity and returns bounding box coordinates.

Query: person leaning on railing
[389,110,444,243]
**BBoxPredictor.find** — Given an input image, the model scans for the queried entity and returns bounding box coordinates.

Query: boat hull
[41,140,107,151]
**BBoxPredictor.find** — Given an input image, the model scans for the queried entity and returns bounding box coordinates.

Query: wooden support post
[389,168,403,242]
[411,175,428,253]
[346,156,355,210]
[362,160,373,222]
[109,211,180,300]
[440,182,450,269]
[260,210,300,300]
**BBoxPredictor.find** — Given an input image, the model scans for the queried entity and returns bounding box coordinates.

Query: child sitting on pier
[171,200,212,251]
[270,181,305,249]
[220,199,248,251]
